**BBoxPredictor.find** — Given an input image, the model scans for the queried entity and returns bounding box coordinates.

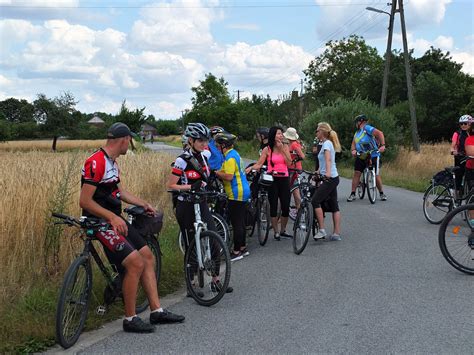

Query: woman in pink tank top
[245,126,292,240]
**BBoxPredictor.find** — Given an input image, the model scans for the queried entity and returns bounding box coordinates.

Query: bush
[300,97,402,161]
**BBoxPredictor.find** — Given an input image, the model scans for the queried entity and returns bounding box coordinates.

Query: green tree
[34,92,78,150]
[0,98,35,123]
[155,120,180,135]
[191,73,231,109]
[115,100,146,133]
[304,35,383,106]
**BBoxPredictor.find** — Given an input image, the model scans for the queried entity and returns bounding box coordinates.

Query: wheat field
[0,139,107,152]
[0,147,177,305]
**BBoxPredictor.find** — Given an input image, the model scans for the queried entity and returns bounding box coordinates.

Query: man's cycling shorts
[354,156,381,176]
[96,221,147,271]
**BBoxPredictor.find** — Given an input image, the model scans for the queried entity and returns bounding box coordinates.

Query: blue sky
[0,0,472,119]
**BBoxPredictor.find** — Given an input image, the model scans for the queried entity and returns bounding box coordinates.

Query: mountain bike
[52,209,161,349]
[170,190,231,306]
[438,203,474,275]
[356,150,379,204]
[247,167,272,245]
[423,156,474,224]
[292,171,328,255]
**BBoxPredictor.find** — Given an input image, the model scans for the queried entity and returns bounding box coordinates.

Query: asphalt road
[49,143,474,354]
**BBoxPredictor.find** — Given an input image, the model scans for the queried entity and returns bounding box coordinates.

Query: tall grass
[0,139,107,152]
[0,147,181,351]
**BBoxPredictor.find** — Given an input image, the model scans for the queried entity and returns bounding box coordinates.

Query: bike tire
[256,196,270,246]
[184,231,231,306]
[212,212,232,249]
[423,184,453,224]
[135,236,161,313]
[367,169,377,204]
[357,173,365,200]
[56,255,92,349]
[289,184,299,221]
[246,198,258,237]
[438,203,474,275]
[293,201,313,255]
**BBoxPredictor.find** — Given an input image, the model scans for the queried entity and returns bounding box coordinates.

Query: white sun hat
[283,127,299,141]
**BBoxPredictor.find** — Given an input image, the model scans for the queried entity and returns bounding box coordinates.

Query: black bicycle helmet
[214,132,237,147]
[354,114,368,124]
[256,127,269,138]
[184,122,211,140]
[210,126,225,136]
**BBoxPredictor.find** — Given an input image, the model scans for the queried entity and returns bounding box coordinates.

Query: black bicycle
[438,203,474,275]
[52,209,161,349]
[246,167,272,245]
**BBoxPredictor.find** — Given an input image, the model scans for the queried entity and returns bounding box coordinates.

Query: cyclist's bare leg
[271,217,279,234]
[331,211,341,235]
[121,250,145,317]
[315,207,325,230]
[293,189,301,210]
[376,175,384,192]
[138,245,160,311]
[351,171,362,192]
[280,216,289,233]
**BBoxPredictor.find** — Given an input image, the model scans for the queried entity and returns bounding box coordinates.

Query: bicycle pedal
[96,305,107,315]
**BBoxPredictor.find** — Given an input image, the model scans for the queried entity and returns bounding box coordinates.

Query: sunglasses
[460,122,470,126]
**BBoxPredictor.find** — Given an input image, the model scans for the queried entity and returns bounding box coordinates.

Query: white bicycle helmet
[459,114,473,123]
[184,122,211,140]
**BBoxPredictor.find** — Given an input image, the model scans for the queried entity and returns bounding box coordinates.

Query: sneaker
[329,234,342,241]
[280,231,293,239]
[240,247,250,257]
[150,309,185,324]
[380,192,388,201]
[313,229,327,240]
[274,232,281,241]
[211,280,233,293]
[347,193,356,202]
[230,251,243,261]
[123,316,155,333]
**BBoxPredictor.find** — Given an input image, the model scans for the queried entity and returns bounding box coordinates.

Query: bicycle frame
[192,200,208,270]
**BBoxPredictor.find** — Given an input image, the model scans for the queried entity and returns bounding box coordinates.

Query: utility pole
[180,110,185,132]
[234,90,241,102]
[380,1,397,109]
[300,79,304,96]
[398,0,420,152]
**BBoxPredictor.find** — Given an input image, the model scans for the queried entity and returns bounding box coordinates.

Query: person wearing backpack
[451,115,472,195]
[347,114,387,202]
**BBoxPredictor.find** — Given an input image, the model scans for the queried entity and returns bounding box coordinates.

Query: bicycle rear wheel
[439,204,474,275]
[245,198,258,237]
[423,184,453,224]
[185,231,231,306]
[367,169,377,204]
[135,236,161,313]
[256,196,271,246]
[56,255,92,349]
[289,185,299,221]
[293,201,313,255]
[212,212,231,249]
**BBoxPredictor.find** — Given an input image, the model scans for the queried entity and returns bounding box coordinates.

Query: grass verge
[0,222,184,353]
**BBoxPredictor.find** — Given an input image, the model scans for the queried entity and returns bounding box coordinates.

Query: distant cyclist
[214,132,251,261]
[167,122,233,293]
[451,114,472,195]
[347,114,387,202]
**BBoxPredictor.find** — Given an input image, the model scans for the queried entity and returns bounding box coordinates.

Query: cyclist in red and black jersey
[80,122,184,334]
[167,122,233,294]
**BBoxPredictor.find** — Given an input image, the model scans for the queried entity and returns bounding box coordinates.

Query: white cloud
[451,51,474,75]
[406,0,451,24]
[0,74,12,86]
[130,0,221,52]
[434,35,454,50]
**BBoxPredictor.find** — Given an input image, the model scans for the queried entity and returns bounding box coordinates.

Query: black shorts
[311,176,340,212]
[354,156,381,175]
[96,221,147,272]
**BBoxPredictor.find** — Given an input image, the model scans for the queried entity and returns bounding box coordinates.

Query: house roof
[88,116,105,124]
[141,123,157,131]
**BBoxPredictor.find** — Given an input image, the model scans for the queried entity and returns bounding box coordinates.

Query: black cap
[107,122,135,139]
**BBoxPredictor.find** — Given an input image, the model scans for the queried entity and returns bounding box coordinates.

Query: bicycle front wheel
[56,255,92,349]
[185,231,231,306]
[423,184,453,224]
[357,173,365,199]
[136,236,161,314]
[293,201,313,255]
[256,196,271,246]
[245,198,258,237]
[367,169,377,204]
[439,204,474,275]
[289,184,299,221]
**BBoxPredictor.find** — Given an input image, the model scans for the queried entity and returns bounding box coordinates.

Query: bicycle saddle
[124,205,146,216]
